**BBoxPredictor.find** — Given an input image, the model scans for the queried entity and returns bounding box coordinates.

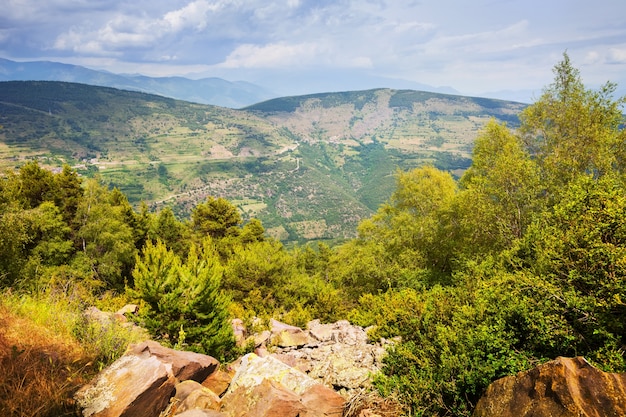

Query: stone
[226,353,318,396]
[300,383,346,417]
[270,319,310,348]
[473,356,626,417]
[221,378,306,417]
[130,340,219,382]
[176,386,221,413]
[75,341,220,417]
[201,368,233,397]
[231,319,246,347]
[116,304,139,316]
[74,352,177,417]
[175,411,227,417]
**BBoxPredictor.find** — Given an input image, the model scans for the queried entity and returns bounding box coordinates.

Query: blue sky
[2,0,625,101]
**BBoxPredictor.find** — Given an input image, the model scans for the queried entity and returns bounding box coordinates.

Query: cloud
[1,0,625,96]
[218,41,372,69]
[607,48,626,64]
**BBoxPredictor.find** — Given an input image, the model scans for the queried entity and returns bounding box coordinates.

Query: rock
[74,351,177,417]
[201,368,233,397]
[226,353,318,396]
[175,411,227,417]
[221,353,346,417]
[176,386,221,413]
[130,341,219,382]
[75,341,220,417]
[231,319,246,347]
[473,356,626,417]
[270,319,310,348]
[162,381,221,417]
[174,380,206,404]
[116,304,139,316]
[222,378,306,417]
[300,383,345,417]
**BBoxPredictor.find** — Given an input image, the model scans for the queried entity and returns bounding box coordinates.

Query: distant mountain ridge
[0,58,274,108]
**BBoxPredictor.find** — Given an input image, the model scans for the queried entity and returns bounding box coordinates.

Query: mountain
[0,81,526,243]
[0,58,274,108]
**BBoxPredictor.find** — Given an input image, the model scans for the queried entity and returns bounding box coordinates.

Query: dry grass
[343,388,405,417]
[0,304,94,417]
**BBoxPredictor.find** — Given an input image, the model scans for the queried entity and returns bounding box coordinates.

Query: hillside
[0,81,526,243]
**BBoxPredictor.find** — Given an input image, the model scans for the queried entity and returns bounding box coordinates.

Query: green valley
[0,81,525,243]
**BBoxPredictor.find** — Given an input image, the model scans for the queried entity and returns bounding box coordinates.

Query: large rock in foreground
[221,353,345,417]
[473,356,626,417]
[75,341,219,417]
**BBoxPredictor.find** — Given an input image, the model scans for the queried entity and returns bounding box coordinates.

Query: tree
[356,166,458,281]
[150,206,190,257]
[191,196,241,239]
[131,240,234,359]
[519,52,626,194]
[16,160,56,209]
[74,179,136,289]
[515,173,626,366]
[452,120,541,257]
[53,164,83,224]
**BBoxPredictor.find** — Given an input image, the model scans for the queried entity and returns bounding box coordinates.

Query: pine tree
[131,240,234,360]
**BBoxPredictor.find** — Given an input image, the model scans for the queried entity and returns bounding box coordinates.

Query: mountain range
[0,58,275,108]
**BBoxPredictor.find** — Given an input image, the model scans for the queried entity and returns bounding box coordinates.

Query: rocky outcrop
[220,353,345,417]
[75,341,219,417]
[473,356,626,417]
[75,319,389,417]
[262,319,392,396]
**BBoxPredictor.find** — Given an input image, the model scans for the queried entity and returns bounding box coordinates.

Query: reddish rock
[74,352,177,417]
[270,319,310,348]
[473,356,626,417]
[176,411,227,417]
[75,341,220,417]
[130,341,220,382]
[202,368,233,397]
[300,383,346,417]
[221,379,306,417]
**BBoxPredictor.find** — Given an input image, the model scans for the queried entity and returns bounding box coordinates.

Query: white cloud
[3,0,626,95]
[163,0,223,32]
[607,48,626,64]
[219,42,328,68]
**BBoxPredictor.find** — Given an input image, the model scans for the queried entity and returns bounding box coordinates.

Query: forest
[1,54,625,416]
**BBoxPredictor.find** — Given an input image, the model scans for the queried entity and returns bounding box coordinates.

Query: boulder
[300,383,345,417]
[270,319,310,348]
[75,341,220,417]
[131,341,219,382]
[221,353,346,417]
[74,351,177,417]
[226,353,318,395]
[231,319,247,347]
[116,304,139,316]
[175,411,227,417]
[473,356,626,417]
[202,368,234,396]
[270,321,387,392]
[221,379,306,417]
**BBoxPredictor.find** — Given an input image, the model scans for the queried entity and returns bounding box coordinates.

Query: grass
[0,290,148,416]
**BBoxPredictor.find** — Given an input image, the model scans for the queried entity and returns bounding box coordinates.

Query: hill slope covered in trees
[0,81,524,243]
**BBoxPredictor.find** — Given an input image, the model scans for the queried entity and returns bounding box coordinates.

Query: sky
[2,0,626,101]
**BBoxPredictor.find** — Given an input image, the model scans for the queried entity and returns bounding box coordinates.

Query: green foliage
[130,240,235,360]
[520,52,626,191]
[191,196,242,239]
[74,179,137,289]
[345,55,626,415]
